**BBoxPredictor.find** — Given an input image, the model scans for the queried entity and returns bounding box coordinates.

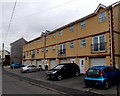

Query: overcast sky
[0,0,118,52]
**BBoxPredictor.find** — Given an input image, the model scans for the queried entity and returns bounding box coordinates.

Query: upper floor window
[70,41,74,49]
[38,39,40,44]
[34,41,36,45]
[46,47,48,53]
[99,12,106,23]
[70,25,74,32]
[52,33,56,38]
[80,21,86,29]
[60,30,63,36]
[59,44,66,50]
[42,48,44,53]
[81,39,86,47]
[52,46,55,51]
[92,35,106,52]
[32,50,36,55]
[36,49,39,53]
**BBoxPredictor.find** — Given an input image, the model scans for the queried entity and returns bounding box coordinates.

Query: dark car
[46,63,80,80]
[84,66,120,89]
[10,63,24,69]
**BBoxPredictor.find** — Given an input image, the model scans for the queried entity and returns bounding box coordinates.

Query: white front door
[42,60,45,69]
[70,58,76,63]
[80,58,85,74]
[31,60,35,65]
[36,60,40,66]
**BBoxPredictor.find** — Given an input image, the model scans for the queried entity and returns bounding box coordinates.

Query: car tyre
[104,81,109,89]
[57,75,62,81]
[26,70,31,73]
[75,71,80,77]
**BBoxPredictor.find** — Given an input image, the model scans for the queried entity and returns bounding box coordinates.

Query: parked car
[21,65,40,73]
[84,66,120,89]
[46,63,80,80]
[10,63,24,69]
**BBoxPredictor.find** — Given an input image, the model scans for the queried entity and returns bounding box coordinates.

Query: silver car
[21,65,40,73]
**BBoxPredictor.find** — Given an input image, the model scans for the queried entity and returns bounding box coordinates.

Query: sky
[0,0,119,52]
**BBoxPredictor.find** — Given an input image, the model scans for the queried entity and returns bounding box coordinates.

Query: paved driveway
[4,67,120,95]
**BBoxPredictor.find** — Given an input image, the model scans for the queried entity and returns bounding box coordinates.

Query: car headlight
[52,71,57,74]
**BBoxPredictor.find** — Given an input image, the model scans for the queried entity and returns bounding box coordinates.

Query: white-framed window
[42,48,44,53]
[81,39,86,47]
[99,12,106,23]
[46,47,48,53]
[70,25,74,32]
[38,39,40,44]
[33,50,36,55]
[80,21,86,29]
[60,30,63,36]
[52,46,55,51]
[59,44,66,55]
[92,35,106,52]
[36,49,39,54]
[52,33,56,38]
[70,41,74,49]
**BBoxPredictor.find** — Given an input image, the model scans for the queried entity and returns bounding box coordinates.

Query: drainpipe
[109,5,119,96]
[109,5,115,68]
[43,32,46,69]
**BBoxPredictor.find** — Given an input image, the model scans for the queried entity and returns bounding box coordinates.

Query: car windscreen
[53,65,64,70]
[87,69,100,77]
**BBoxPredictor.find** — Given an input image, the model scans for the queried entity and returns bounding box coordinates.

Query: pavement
[3,66,120,95]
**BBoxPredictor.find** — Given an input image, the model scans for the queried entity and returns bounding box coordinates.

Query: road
[2,69,98,96]
[5,68,120,95]
[2,71,64,95]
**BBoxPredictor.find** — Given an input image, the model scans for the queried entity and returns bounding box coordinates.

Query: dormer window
[52,33,56,38]
[70,25,74,32]
[99,12,106,22]
[80,21,86,29]
[60,30,63,36]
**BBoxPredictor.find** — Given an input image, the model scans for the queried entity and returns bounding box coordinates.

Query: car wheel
[104,81,109,89]
[26,70,31,73]
[57,75,62,81]
[75,71,80,77]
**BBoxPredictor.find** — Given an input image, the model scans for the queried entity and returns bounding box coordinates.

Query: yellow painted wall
[45,45,57,59]
[22,4,120,69]
[113,5,119,32]
[78,8,109,39]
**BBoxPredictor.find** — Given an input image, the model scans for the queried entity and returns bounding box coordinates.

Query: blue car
[84,66,120,89]
[10,63,24,69]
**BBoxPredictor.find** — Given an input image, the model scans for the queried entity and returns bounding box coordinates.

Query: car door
[104,67,114,84]
[64,64,72,77]
[31,65,37,71]
[111,68,119,83]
